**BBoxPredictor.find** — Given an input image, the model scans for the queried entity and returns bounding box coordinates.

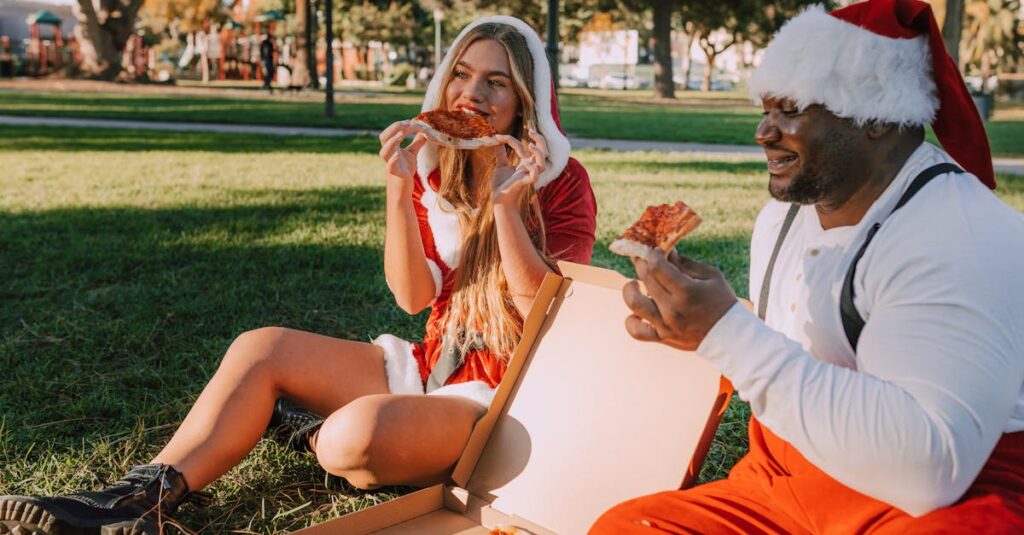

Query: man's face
[756,97,862,205]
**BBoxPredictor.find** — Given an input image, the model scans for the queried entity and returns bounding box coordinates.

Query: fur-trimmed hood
[416,15,571,190]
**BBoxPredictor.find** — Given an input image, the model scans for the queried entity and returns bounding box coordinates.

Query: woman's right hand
[378,120,428,189]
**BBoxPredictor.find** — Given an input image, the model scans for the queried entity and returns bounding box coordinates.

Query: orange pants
[591,418,1024,534]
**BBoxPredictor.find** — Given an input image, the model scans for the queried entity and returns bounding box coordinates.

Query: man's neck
[816,140,922,230]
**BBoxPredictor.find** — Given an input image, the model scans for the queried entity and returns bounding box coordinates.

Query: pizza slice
[410,109,501,150]
[609,201,702,258]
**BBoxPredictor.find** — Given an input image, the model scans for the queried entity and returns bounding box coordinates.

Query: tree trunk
[683,29,697,91]
[292,0,311,87]
[700,41,716,92]
[651,0,674,99]
[942,0,964,66]
[73,0,144,80]
[306,0,319,88]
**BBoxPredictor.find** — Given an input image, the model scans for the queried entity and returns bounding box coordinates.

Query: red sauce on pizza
[415,110,497,140]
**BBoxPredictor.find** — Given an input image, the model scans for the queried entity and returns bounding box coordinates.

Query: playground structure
[22,10,76,76]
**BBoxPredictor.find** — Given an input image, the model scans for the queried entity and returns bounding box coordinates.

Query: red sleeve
[538,157,597,265]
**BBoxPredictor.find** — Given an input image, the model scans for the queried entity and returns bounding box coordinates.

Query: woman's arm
[379,123,436,314]
[494,203,553,316]
[492,131,554,316]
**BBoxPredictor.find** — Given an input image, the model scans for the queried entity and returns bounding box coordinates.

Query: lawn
[4,87,1023,156]
[1,126,1022,533]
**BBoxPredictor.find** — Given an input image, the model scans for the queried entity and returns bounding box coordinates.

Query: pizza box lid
[293,262,731,534]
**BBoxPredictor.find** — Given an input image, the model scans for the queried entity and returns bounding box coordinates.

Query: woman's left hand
[492,129,548,207]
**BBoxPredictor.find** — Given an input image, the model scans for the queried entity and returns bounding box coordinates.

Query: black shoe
[267,399,324,453]
[0,464,208,535]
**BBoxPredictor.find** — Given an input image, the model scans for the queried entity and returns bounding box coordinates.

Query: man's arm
[626,244,1024,516]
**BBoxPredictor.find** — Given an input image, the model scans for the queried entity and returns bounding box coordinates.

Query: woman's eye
[453,70,468,79]
[489,79,506,88]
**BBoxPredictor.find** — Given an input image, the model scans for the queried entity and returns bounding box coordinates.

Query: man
[260,31,275,93]
[592,0,1024,532]
[1,36,14,78]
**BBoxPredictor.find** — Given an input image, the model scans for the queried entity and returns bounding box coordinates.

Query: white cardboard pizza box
[292,262,732,535]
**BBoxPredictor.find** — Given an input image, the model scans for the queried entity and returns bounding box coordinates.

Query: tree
[679,0,817,92]
[651,0,675,98]
[942,0,965,66]
[73,0,146,80]
[292,0,311,87]
[961,0,1022,89]
[140,0,225,82]
[679,0,735,92]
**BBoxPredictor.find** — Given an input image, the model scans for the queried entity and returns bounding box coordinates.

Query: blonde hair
[435,23,550,362]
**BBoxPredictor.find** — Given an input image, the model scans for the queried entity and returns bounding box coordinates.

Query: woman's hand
[378,120,427,194]
[492,129,548,208]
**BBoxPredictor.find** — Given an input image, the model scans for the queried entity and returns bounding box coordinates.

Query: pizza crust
[609,238,653,258]
[409,118,502,150]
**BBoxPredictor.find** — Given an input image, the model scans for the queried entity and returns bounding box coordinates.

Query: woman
[0,16,596,534]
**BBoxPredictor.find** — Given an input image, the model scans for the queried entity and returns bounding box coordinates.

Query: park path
[3,114,1023,176]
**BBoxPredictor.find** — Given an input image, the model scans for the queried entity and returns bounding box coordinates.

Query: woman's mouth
[456,105,488,118]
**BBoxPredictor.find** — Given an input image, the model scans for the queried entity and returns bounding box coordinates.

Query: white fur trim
[425,258,443,304]
[748,5,937,127]
[418,15,571,190]
[428,380,496,408]
[418,173,463,269]
[372,334,425,396]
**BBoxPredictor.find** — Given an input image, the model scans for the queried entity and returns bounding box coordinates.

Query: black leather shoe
[0,463,208,534]
[267,399,324,453]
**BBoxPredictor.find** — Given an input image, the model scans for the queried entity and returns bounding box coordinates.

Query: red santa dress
[372,15,597,408]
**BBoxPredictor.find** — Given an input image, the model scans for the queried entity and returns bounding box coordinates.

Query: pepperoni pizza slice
[411,109,501,150]
[609,201,702,258]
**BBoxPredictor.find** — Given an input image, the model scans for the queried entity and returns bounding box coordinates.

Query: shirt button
[796,273,803,281]
[809,249,820,257]
[791,303,797,312]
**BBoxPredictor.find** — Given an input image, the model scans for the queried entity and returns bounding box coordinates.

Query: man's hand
[623,248,738,351]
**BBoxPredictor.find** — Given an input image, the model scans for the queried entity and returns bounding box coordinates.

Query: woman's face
[444,39,521,136]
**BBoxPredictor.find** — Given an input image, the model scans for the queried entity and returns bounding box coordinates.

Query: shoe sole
[0,497,158,535]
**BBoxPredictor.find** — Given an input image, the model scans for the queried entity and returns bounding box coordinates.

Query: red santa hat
[416,15,571,190]
[748,0,995,189]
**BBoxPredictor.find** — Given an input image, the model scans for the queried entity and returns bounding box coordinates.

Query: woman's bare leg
[313,394,487,489]
[151,327,389,490]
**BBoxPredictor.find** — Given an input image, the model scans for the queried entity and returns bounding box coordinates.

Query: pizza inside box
[294,262,732,535]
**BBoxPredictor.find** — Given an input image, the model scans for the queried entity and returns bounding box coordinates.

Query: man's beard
[768,137,854,205]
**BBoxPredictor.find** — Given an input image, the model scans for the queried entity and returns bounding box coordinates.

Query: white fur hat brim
[416,15,570,189]
[748,5,938,127]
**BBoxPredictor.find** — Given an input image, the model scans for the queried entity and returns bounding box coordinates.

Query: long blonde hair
[435,23,550,362]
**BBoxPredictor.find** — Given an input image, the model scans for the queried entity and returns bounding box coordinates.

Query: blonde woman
[0,15,596,535]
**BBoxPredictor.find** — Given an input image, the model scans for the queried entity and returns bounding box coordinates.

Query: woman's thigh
[314,393,486,489]
[225,326,390,416]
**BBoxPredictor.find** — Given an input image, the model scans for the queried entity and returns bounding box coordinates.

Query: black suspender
[760,163,964,351]
[758,204,800,321]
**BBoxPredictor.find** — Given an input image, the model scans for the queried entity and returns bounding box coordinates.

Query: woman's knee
[221,326,291,372]
[314,395,391,489]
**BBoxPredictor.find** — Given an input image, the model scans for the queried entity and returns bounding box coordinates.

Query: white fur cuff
[428,380,496,408]
[372,334,425,396]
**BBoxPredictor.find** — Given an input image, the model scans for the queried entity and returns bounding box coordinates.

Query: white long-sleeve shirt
[696,143,1024,517]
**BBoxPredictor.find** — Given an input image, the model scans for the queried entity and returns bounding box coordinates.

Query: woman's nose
[755,116,781,147]
[462,76,487,102]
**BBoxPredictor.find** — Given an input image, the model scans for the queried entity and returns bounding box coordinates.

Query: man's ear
[866,121,896,140]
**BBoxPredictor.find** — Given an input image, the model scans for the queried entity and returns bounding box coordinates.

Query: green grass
[3,88,1024,156]
[2,126,1022,533]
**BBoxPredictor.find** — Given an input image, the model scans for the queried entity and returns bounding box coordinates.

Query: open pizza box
[294,262,733,535]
